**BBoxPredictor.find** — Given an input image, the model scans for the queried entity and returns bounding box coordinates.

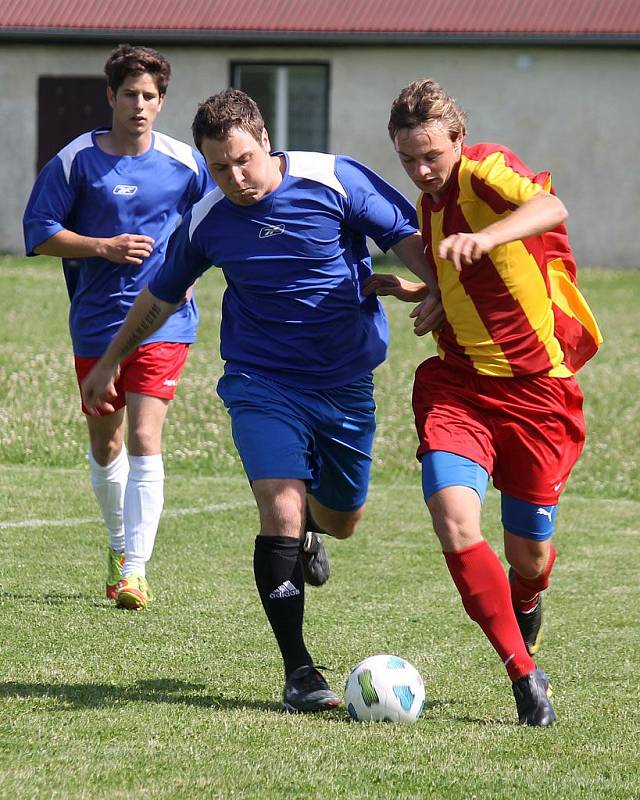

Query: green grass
[1,256,639,799]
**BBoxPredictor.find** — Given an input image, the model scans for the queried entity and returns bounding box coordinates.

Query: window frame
[229,60,331,152]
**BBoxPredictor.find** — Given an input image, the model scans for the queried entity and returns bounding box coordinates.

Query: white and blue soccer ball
[344,654,425,724]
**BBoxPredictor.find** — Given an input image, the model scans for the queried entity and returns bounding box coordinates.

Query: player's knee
[90,440,122,466]
[507,550,548,580]
[330,519,358,540]
[425,484,484,550]
[128,428,160,455]
[430,511,480,551]
[324,507,364,540]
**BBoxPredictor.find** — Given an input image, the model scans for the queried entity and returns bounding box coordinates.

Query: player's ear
[261,127,272,152]
[106,86,116,109]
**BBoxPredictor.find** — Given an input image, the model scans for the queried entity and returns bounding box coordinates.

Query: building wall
[2,42,638,266]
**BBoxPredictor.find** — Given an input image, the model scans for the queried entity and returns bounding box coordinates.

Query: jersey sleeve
[148,207,211,304]
[23,156,77,255]
[465,145,550,209]
[186,150,215,208]
[335,156,418,251]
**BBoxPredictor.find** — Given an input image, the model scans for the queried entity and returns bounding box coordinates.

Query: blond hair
[388,79,467,141]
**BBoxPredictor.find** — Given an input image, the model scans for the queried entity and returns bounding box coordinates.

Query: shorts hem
[494,483,562,507]
[247,470,313,483]
[422,479,486,504]
[309,493,367,513]
[417,445,492,475]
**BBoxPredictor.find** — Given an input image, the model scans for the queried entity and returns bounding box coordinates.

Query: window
[231,63,329,152]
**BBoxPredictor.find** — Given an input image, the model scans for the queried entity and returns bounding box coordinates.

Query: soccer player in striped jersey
[368,79,602,726]
[23,45,213,609]
[80,89,442,712]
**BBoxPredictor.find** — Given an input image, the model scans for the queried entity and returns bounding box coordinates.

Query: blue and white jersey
[23,129,213,357]
[150,151,418,389]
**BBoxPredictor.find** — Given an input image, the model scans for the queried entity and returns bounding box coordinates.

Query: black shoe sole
[282,697,340,714]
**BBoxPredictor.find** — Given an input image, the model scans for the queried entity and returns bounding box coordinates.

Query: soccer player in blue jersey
[23,45,213,609]
[81,89,441,711]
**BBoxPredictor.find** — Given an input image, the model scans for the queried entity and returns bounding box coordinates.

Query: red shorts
[412,357,586,505]
[75,342,189,416]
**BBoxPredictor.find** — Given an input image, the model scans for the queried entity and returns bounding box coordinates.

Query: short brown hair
[388,79,467,142]
[104,44,171,96]
[192,89,265,151]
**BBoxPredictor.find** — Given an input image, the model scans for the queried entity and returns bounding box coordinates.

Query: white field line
[0,501,254,530]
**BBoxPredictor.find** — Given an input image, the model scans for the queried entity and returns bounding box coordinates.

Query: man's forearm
[482,191,568,250]
[102,286,177,368]
[391,233,439,296]
[34,229,105,259]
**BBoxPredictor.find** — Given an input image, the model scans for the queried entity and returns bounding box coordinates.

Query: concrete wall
[2,42,639,266]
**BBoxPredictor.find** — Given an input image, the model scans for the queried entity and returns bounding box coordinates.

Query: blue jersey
[23,129,213,357]
[149,151,418,389]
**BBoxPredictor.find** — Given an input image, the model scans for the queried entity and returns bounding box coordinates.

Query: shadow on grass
[318,698,448,727]
[0,678,280,713]
[0,590,102,605]
[451,715,512,726]
[0,679,454,723]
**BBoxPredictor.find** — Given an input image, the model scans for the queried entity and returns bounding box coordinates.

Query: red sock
[444,540,536,681]
[510,544,557,613]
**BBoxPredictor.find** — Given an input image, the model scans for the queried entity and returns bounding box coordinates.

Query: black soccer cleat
[509,568,544,656]
[512,667,556,727]
[283,665,340,713]
[301,530,330,587]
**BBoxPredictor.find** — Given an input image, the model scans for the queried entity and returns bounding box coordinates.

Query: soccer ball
[344,654,425,723]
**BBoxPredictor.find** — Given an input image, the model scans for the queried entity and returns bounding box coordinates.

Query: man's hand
[81,362,120,415]
[438,192,569,272]
[410,293,446,336]
[437,231,494,272]
[363,272,445,334]
[98,234,155,266]
[362,273,430,303]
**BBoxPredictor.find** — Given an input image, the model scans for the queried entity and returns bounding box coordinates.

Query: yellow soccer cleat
[115,573,151,610]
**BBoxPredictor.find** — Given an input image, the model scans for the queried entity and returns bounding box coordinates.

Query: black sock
[253,535,312,677]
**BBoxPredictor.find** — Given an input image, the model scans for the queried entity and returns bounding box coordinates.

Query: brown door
[37,76,112,171]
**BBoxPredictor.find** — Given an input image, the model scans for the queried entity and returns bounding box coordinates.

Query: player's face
[394,123,462,201]
[201,127,282,206]
[107,73,164,138]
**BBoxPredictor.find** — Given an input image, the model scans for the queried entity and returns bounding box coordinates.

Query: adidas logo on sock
[269,580,301,599]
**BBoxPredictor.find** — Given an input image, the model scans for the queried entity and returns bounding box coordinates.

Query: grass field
[1,256,639,799]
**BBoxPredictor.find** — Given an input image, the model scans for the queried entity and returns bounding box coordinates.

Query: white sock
[122,454,164,577]
[89,446,128,552]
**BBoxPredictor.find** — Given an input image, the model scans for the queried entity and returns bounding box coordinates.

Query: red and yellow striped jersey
[417,142,602,377]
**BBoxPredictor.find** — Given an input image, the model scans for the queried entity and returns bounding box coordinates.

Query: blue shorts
[217,371,376,512]
[421,451,557,541]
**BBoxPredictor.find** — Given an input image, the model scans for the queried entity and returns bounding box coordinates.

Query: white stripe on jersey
[189,187,225,240]
[154,131,200,175]
[58,131,96,183]
[287,151,347,198]
[57,129,200,185]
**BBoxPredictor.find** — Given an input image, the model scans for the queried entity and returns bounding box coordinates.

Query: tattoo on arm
[116,301,165,360]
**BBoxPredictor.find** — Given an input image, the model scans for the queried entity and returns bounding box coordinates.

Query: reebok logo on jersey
[113,184,138,196]
[259,224,285,238]
[163,379,178,387]
[536,508,553,522]
[269,580,300,599]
